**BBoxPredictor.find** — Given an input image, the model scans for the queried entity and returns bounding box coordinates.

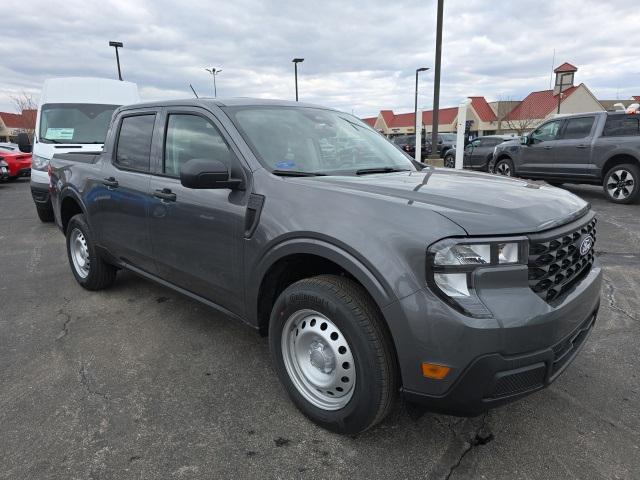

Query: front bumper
[30,181,51,206]
[383,257,602,416]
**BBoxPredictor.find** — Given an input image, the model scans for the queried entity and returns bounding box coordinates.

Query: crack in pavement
[602,276,638,323]
[56,310,73,340]
[428,413,494,480]
[78,364,108,400]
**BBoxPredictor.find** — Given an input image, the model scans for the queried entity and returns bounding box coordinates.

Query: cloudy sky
[1,0,639,117]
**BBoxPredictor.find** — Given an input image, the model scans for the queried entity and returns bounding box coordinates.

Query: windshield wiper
[40,137,63,144]
[271,170,327,177]
[355,167,411,175]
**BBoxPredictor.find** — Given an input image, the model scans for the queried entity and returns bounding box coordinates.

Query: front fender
[246,236,396,326]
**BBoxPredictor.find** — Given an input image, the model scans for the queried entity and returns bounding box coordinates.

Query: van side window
[115,114,156,171]
[562,117,595,140]
[164,114,233,177]
[603,116,640,137]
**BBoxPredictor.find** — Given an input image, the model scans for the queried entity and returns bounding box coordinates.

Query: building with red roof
[0,109,36,142]
[364,61,613,137]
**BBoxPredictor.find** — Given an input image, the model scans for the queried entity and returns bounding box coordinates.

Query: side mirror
[179,158,244,190]
[17,132,32,153]
[520,135,530,146]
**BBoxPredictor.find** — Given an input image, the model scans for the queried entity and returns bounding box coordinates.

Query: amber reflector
[421,363,451,380]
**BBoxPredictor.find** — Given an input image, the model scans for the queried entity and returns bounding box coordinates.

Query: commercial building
[0,110,36,142]
[363,62,638,137]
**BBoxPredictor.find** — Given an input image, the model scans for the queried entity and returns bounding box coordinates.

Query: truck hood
[33,143,104,160]
[306,168,589,235]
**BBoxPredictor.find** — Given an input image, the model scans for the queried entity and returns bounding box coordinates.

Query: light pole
[205,68,222,97]
[414,67,430,155]
[108,41,123,81]
[292,58,304,101]
[429,0,444,164]
[556,72,572,114]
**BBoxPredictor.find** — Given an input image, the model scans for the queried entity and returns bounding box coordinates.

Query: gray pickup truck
[49,98,602,434]
[489,111,640,203]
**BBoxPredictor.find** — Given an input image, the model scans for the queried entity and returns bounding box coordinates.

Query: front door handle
[102,177,119,188]
[576,144,589,149]
[153,188,177,202]
[543,146,553,150]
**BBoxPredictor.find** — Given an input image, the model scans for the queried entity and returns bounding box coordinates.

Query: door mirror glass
[180,158,242,189]
[17,132,32,153]
[520,135,529,145]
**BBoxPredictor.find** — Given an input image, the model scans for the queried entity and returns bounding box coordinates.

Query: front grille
[528,216,596,303]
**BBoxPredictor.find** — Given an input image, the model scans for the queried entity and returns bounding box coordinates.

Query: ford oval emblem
[580,235,594,256]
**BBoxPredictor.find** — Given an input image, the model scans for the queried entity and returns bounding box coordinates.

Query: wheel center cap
[309,340,335,374]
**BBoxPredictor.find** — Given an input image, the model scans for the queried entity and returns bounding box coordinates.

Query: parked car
[0,143,32,181]
[489,111,640,203]
[444,135,515,170]
[30,77,140,222]
[0,158,8,181]
[391,134,431,158]
[435,133,457,157]
[49,98,602,435]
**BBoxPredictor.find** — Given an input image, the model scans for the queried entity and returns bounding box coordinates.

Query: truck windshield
[229,107,415,175]
[39,103,119,144]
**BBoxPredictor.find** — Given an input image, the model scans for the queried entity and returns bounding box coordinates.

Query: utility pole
[428,0,444,166]
[108,41,124,81]
[292,58,304,101]
[205,68,222,97]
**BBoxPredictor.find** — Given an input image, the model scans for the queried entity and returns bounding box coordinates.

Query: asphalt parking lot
[1,177,639,480]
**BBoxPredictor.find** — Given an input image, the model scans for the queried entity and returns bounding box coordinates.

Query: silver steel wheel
[606,169,635,200]
[69,228,90,278]
[496,161,512,176]
[281,309,356,411]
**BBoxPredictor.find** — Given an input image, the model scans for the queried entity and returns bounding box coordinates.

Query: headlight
[32,154,50,171]
[428,238,528,317]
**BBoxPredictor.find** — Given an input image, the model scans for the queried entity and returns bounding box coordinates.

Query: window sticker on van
[45,128,74,140]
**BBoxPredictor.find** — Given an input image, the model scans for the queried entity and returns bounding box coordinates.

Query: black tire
[269,274,398,435]
[35,204,54,222]
[495,157,514,177]
[65,214,117,290]
[7,176,18,182]
[602,163,640,204]
[444,154,455,168]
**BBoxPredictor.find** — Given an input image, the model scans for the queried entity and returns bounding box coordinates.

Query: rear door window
[115,114,156,171]
[603,115,640,137]
[562,117,595,139]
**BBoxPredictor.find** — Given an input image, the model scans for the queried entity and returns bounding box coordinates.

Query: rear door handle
[576,144,589,149]
[102,177,119,188]
[543,146,553,150]
[153,188,177,202]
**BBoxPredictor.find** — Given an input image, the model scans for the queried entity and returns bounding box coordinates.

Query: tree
[10,91,37,139]
[496,96,539,135]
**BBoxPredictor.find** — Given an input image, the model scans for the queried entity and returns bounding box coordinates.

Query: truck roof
[40,77,140,106]
[118,97,334,112]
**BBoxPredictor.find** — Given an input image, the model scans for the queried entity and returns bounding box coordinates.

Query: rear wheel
[66,214,117,290]
[269,274,398,435]
[444,154,455,168]
[495,158,514,177]
[35,204,54,222]
[603,164,640,204]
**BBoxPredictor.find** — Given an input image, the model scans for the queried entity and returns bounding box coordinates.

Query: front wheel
[603,164,640,204]
[269,275,398,435]
[495,158,514,177]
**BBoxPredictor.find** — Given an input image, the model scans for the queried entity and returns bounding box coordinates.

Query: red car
[0,143,31,181]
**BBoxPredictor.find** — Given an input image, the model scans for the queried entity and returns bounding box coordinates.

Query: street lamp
[414,67,430,149]
[108,41,124,81]
[292,58,304,101]
[205,68,222,97]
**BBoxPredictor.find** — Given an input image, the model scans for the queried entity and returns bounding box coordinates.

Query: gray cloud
[1,0,639,116]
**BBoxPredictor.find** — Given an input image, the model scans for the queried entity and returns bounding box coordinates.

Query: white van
[30,77,139,221]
